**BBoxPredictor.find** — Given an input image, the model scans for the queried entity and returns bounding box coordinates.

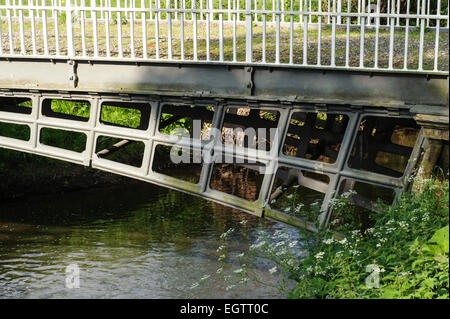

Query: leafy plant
[288,177,449,299]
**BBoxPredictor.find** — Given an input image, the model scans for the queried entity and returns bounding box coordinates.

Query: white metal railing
[0,0,449,73]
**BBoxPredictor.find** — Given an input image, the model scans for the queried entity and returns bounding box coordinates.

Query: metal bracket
[148,94,162,102]
[315,103,328,112]
[0,88,13,96]
[58,90,72,99]
[68,60,78,88]
[181,96,194,104]
[201,90,213,96]
[244,67,254,96]
[387,108,401,116]
[246,99,259,108]
[350,104,364,111]
[119,93,132,101]
[29,89,41,95]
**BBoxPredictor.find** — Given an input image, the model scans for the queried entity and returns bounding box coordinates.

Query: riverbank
[286,176,449,299]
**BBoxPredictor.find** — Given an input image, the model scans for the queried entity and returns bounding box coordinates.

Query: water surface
[0,182,299,299]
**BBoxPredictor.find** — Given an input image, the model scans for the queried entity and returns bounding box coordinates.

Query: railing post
[245,0,252,63]
[209,0,214,21]
[66,0,74,57]
[167,0,172,60]
[19,0,26,55]
[275,0,280,63]
[337,0,341,24]
[418,0,426,70]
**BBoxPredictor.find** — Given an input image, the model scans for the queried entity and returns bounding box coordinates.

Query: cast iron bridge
[0,0,449,231]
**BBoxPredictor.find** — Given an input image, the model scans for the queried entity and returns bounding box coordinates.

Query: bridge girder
[0,58,448,111]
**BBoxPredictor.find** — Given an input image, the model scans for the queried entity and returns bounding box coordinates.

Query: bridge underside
[0,58,448,230]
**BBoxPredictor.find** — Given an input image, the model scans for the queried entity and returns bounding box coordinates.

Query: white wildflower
[328,198,339,208]
[398,221,408,229]
[220,228,234,240]
[249,241,265,250]
[269,266,278,274]
[330,219,340,225]
[399,271,411,276]
[341,190,357,199]
[350,249,361,256]
[216,245,226,253]
[315,252,325,260]
[294,204,304,213]
[351,230,360,237]
[276,248,288,256]
[275,241,284,248]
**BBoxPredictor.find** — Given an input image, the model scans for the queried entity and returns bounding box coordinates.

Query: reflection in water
[0,181,299,299]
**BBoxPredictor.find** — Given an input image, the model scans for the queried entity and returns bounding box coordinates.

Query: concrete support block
[413,138,444,193]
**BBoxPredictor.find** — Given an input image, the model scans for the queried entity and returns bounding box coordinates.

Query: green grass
[100,104,141,128]
[40,126,88,152]
[50,99,91,119]
[0,121,30,141]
